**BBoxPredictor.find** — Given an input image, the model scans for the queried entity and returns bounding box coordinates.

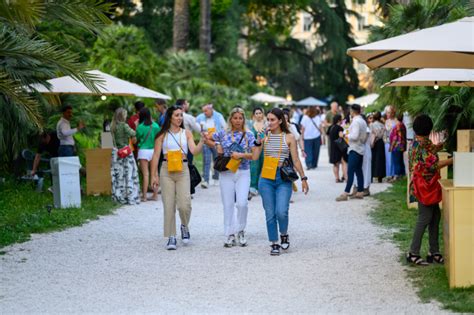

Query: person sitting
[31,131,60,177]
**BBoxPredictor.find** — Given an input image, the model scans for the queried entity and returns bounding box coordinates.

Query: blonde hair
[227,107,247,132]
[111,107,127,133]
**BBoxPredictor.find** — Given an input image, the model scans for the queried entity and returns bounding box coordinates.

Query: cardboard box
[86,148,112,195]
[453,152,474,187]
[457,130,474,152]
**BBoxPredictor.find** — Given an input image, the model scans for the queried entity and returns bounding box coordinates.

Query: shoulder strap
[310,117,321,133]
[168,129,187,155]
[143,124,153,143]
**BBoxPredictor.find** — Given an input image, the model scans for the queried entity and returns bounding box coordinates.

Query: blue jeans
[58,145,75,157]
[258,169,293,242]
[202,145,219,182]
[304,137,321,168]
[391,151,406,176]
[345,151,364,193]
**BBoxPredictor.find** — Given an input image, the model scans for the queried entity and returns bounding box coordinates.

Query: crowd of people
[30,99,450,263]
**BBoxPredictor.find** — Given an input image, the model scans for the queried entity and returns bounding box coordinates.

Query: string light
[434,81,439,90]
[101,95,107,100]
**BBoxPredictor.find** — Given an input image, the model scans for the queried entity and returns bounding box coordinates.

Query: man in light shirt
[196,103,227,188]
[56,105,85,157]
[336,104,368,201]
[176,99,200,165]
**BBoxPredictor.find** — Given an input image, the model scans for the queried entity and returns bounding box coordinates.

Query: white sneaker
[224,235,236,248]
[201,181,208,189]
[212,179,219,186]
[166,236,177,250]
[249,188,258,196]
[237,231,247,247]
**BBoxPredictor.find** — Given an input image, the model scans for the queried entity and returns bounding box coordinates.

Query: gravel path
[0,147,446,314]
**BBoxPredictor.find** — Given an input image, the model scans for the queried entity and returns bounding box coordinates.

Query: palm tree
[173,0,190,51]
[199,0,211,60]
[0,0,111,168]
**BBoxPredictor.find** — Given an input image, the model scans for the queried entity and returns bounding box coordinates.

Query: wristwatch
[254,140,262,147]
[301,176,308,181]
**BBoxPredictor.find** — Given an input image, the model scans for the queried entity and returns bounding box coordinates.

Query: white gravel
[0,147,447,314]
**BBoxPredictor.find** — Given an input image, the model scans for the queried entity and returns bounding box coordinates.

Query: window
[303,14,312,32]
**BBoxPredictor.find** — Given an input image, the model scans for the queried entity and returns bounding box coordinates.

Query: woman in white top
[300,106,322,169]
[151,105,205,250]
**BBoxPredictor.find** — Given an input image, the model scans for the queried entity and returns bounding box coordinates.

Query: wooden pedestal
[86,148,112,196]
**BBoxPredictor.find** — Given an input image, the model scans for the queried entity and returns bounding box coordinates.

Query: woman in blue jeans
[253,108,309,256]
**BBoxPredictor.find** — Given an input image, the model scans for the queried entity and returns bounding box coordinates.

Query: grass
[0,178,119,248]
[371,180,474,312]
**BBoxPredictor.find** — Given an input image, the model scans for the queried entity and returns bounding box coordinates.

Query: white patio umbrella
[250,92,287,104]
[347,17,474,69]
[347,93,379,106]
[30,70,171,99]
[384,68,474,87]
[295,96,327,107]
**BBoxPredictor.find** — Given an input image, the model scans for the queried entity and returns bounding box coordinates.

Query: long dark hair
[139,107,152,126]
[268,108,290,133]
[156,105,184,139]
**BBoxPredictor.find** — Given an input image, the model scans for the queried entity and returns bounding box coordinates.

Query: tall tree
[173,0,190,51]
[199,0,212,60]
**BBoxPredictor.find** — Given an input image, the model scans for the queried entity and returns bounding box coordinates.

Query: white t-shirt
[300,115,322,139]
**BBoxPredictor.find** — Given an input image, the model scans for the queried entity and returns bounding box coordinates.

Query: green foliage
[89,24,160,88]
[0,179,119,248]
[372,180,474,312]
[0,0,112,171]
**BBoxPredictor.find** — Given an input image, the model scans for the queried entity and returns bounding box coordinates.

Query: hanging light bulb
[101,95,107,101]
[434,81,439,90]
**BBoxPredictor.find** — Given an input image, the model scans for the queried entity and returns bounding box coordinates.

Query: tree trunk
[173,0,189,51]
[199,0,211,60]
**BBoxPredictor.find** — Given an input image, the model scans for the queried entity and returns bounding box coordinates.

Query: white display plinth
[50,157,82,208]
[453,152,474,187]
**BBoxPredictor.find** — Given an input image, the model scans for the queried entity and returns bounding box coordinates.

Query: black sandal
[427,253,444,264]
[406,252,429,266]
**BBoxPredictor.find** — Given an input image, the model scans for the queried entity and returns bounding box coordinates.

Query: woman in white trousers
[204,107,258,247]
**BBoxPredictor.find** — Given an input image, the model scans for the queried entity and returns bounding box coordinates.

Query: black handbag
[280,156,299,182]
[213,132,246,172]
[335,137,349,153]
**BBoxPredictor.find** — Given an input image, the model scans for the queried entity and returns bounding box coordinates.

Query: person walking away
[370,111,386,183]
[196,103,227,188]
[136,107,161,201]
[336,104,367,201]
[406,114,452,266]
[389,113,407,181]
[300,106,322,169]
[253,108,309,256]
[204,107,259,247]
[249,107,266,197]
[56,105,85,157]
[150,105,205,250]
[328,114,348,183]
[128,101,145,131]
[110,107,140,205]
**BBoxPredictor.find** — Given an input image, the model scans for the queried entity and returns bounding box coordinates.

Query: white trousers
[219,168,250,236]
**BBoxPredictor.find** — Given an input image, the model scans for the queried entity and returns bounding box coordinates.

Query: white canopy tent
[249,92,287,104]
[347,17,474,69]
[347,93,379,107]
[295,96,327,107]
[384,68,474,87]
[30,70,171,99]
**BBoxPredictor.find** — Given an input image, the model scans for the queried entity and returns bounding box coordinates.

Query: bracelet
[254,140,262,147]
[301,176,308,181]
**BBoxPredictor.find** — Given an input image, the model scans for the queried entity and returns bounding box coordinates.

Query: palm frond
[0,0,45,31]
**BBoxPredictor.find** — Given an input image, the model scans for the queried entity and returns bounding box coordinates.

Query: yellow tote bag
[167,150,183,172]
[261,133,283,180]
[226,158,241,173]
[207,127,216,137]
[261,156,279,179]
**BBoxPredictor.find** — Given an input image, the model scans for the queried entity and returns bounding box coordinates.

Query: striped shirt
[264,133,289,163]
